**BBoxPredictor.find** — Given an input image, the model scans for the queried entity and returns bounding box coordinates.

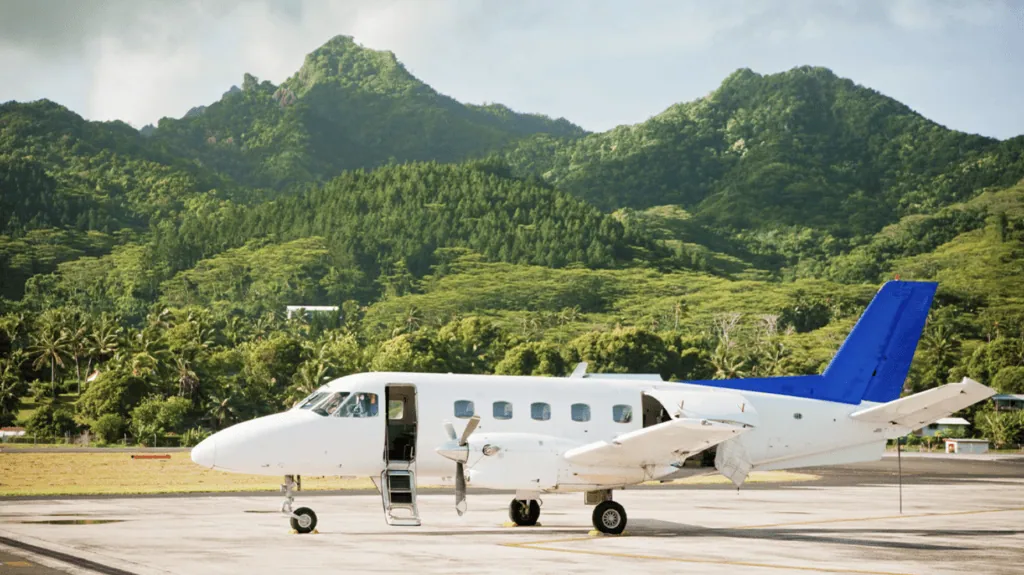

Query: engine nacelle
[464,432,575,491]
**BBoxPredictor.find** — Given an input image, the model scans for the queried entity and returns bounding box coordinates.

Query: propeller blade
[455,462,467,516]
[443,421,456,442]
[459,415,480,446]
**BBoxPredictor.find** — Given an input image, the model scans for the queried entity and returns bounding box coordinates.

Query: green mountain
[149,35,585,189]
[2,37,1023,442]
[505,67,1024,266]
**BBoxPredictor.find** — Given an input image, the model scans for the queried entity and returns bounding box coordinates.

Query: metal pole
[897,437,903,515]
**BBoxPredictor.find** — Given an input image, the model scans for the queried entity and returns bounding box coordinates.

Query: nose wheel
[290,507,318,534]
[282,475,318,534]
[592,501,627,535]
[508,498,541,526]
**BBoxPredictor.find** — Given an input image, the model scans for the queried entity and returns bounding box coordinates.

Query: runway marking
[501,507,1024,574]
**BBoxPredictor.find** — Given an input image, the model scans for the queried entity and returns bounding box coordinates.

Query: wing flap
[849,377,995,429]
[564,418,750,468]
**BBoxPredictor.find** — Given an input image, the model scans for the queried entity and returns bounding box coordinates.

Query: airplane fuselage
[193,371,902,492]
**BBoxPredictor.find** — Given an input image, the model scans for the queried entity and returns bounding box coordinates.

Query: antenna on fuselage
[569,362,588,378]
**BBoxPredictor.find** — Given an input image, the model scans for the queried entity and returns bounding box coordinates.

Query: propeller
[437,415,480,516]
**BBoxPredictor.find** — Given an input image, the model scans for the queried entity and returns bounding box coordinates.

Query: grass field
[0,451,820,497]
[0,452,374,496]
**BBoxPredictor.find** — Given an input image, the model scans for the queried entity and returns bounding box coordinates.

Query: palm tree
[29,330,70,396]
[711,340,747,380]
[208,395,238,430]
[63,313,89,394]
[85,314,121,377]
[175,357,200,398]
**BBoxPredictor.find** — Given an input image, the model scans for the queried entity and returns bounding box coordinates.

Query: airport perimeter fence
[0,431,189,448]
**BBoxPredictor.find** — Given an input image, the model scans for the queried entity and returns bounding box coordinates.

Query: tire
[592,501,626,535]
[508,499,541,526]
[290,506,318,534]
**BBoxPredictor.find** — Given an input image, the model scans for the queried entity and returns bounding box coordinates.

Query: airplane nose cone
[191,436,216,468]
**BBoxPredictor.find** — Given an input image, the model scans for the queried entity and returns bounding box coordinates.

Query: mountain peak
[288,35,422,96]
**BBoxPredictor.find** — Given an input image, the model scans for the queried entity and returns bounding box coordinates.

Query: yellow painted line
[503,540,915,575]
[734,506,1024,530]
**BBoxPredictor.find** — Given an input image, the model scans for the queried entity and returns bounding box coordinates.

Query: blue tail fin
[683,280,937,404]
[822,280,937,403]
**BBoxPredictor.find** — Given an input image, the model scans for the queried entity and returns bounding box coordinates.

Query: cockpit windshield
[312,392,350,416]
[305,390,379,417]
[296,391,329,410]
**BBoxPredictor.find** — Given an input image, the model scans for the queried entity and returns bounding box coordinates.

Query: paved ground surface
[0,458,1021,575]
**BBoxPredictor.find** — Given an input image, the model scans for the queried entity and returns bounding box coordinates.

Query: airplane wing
[849,377,995,429]
[563,417,750,468]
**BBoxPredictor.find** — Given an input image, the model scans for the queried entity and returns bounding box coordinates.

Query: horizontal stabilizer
[849,378,995,429]
[565,417,749,468]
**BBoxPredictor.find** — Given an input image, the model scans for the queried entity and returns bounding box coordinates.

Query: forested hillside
[1,37,1022,448]
[148,35,585,189]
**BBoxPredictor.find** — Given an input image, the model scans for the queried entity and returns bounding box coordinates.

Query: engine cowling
[463,432,575,491]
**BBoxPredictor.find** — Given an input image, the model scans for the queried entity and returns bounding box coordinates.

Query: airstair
[376,461,421,526]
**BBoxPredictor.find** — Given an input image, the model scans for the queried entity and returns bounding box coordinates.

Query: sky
[0,0,1021,139]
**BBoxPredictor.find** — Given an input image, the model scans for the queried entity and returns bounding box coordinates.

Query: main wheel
[508,499,541,526]
[290,506,318,534]
[592,501,626,535]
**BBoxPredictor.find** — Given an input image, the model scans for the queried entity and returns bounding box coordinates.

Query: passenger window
[314,392,349,416]
[334,392,379,418]
[298,391,328,410]
[612,404,633,423]
[531,402,551,421]
[388,399,404,420]
[571,403,591,422]
[454,400,475,419]
[493,401,513,420]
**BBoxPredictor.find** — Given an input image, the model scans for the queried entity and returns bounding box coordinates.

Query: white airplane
[190,281,996,534]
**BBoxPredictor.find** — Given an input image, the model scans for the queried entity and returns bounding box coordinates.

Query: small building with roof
[992,393,1024,412]
[916,417,970,437]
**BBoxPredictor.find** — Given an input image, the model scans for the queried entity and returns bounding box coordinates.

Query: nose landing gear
[282,475,318,534]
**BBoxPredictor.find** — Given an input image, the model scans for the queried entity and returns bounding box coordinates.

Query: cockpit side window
[313,392,349,416]
[334,392,379,418]
[297,391,328,410]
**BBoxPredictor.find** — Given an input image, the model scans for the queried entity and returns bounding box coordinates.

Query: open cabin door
[378,384,421,526]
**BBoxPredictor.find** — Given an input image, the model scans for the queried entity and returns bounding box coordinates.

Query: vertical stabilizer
[822,281,937,404]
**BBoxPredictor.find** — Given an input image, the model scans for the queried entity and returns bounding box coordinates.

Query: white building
[0,427,26,441]
[916,417,970,437]
[944,438,990,455]
[285,305,339,320]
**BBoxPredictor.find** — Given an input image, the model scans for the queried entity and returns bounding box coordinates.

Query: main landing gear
[508,498,541,526]
[586,490,627,535]
[282,475,318,534]
[592,501,627,535]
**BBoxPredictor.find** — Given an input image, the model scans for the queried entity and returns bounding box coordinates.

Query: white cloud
[0,0,1021,138]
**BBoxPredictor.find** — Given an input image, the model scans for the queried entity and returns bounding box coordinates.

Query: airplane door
[385,384,418,464]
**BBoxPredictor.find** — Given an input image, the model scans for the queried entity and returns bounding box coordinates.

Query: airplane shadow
[616,519,1017,551]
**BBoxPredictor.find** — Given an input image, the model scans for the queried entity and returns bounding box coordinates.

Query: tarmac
[0,457,1022,575]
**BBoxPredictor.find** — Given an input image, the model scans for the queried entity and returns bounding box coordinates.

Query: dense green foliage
[1,37,1022,446]
[149,36,584,190]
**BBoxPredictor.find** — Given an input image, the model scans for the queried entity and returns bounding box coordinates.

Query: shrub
[180,427,211,447]
[90,413,126,444]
